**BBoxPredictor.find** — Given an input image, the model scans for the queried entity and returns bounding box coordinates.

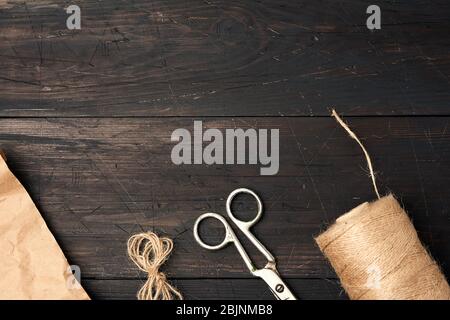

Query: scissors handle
[226,188,275,264]
[226,188,263,227]
[193,212,256,273]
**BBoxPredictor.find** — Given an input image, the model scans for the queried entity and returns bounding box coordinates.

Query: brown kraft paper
[0,152,90,299]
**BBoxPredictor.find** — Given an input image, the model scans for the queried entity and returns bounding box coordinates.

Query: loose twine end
[331,109,381,199]
[127,232,183,300]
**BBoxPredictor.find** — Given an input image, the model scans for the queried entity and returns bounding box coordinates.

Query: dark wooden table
[1,0,449,300]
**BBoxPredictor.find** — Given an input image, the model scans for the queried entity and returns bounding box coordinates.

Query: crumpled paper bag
[0,152,90,299]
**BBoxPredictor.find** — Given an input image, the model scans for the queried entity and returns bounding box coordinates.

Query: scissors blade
[253,268,297,300]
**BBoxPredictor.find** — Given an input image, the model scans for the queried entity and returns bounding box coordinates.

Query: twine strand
[127,232,183,300]
[332,109,381,199]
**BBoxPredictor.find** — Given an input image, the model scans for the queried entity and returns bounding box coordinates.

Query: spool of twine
[316,195,450,299]
[127,232,183,300]
[315,110,450,300]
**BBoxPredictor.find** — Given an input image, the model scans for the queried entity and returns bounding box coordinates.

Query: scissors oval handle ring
[193,212,235,250]
[226,188,263,228]
[227,188,274,264]
[193,212,256,273]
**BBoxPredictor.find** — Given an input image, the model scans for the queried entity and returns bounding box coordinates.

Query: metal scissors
[193,188,297,300]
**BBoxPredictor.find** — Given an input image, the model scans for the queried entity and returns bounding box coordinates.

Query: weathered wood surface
[83,279,345,300]
[1,0,449,116]
[1,118,449,287]
[1,0,450,300]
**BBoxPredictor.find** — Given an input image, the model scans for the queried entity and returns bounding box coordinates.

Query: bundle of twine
[127,232,183,300]
[314,110,450,300]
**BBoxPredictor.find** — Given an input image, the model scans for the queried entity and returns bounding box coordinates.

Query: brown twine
[316,195,450,299]
[314,109,450,300]
[331,109,381,199]
[127,232,183,300]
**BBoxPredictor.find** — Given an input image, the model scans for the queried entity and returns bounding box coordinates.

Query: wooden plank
[0,117,449,279]
[82,278,346,300]
[1,0,449,116]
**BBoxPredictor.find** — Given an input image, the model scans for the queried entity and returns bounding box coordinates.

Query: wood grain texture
[0,117,449,283]
[1,0,450,300]
[1,0,449,116]
[82,279,346,300]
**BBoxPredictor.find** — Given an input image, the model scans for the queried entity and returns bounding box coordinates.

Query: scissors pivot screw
[275,284,284,293]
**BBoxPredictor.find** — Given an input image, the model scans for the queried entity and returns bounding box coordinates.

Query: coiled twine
[315,195,450,300]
